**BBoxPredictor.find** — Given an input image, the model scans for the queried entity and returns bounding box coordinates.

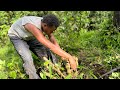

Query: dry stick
[99,66,120,79]
[73,56,79,77]
[66,63,78,79]
[66,61,71,74]
[43,57,66,78]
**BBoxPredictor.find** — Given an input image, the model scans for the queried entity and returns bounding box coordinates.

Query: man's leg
[27,39,58,64]
[8,35,40,79]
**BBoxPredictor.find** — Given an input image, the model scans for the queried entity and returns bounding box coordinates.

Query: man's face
[42,23,56,35]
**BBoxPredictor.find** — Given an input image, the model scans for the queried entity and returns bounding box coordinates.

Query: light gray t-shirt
[8,16,43,40]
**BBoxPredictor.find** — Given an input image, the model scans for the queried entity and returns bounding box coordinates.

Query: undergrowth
[0,29,120,79]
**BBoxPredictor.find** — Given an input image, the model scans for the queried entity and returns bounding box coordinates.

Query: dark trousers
[8,35,58,79]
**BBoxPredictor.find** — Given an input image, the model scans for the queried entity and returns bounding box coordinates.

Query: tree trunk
[113,11,120,29]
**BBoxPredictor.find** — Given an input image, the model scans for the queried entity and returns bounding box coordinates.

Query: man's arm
[24,23,77,70]
[48,34,66,60]
[48,33,60,48]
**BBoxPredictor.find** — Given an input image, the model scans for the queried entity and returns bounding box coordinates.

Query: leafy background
[0,11,120,79]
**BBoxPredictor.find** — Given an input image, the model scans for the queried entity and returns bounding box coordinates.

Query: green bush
[0,11,120,79]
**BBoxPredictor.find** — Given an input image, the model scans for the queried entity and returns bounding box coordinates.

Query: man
[8,14,77,79]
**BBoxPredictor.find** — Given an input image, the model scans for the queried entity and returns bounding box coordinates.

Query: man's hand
[61,56,78,71]
[68,56,77,71]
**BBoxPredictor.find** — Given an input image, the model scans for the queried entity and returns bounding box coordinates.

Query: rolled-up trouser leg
[8,36,40,79]
[27,39,58,64]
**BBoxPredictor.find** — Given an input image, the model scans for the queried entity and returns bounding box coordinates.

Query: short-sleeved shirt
[8,16,43,41]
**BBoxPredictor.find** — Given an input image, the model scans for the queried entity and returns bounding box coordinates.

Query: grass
[0,29,120,79]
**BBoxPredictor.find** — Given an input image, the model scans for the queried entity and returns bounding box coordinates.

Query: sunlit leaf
[9,71,17,79]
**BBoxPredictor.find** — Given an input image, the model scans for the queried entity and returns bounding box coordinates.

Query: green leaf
[0,59,5,65]
[9,71,17,79]
[40,72,44,79]
[111,72,120,79]
[65,74,72,79]
[43,61,49,66]
[79,73,84,79]
[0,71,8,79]
[7,63,13,67]
[49,66,53,77]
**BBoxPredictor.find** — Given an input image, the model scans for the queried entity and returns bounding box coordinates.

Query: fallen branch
[42,56,79,79]
[99,66,120,79]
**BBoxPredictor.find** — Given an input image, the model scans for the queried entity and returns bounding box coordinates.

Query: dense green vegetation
[0,11,120,79]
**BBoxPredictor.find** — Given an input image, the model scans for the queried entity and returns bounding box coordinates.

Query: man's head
[41,14,60,35]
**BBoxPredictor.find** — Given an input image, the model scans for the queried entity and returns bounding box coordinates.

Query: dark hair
[42,14,60,28]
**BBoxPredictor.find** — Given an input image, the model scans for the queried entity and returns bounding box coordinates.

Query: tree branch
[99,66,120,79]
